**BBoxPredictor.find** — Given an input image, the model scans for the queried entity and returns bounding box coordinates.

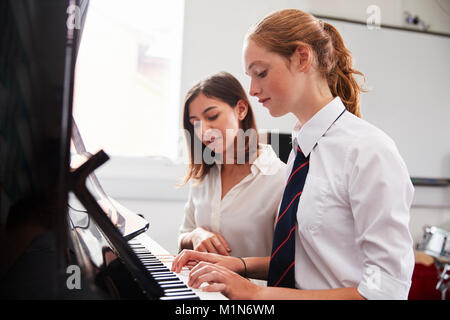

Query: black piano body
[0,0,201,300]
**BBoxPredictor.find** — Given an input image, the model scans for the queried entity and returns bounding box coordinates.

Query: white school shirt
[178,143,286,257]
[290,96,415,300]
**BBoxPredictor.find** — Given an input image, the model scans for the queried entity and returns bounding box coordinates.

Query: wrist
[237,257,247,277]
[251,283,267,300]
[190,228,204,245]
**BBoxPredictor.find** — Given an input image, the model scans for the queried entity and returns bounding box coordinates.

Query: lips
[204,136,221,146]
[258,98,270,105]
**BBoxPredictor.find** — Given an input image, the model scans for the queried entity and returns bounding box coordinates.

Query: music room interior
[1,0,449,301]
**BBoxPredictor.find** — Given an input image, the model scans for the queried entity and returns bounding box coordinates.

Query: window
[73,0,184,159]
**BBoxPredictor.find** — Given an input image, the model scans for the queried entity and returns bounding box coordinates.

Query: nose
[193,120,206,138]
[198,121,216,142]
[249,78,261,97]
[201,123,210,138]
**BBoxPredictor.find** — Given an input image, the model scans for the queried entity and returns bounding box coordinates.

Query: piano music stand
[69,149,164,299]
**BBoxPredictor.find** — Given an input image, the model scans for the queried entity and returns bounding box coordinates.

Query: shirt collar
[251,143,280,175]
[292,96,346,157]
[216,143,280,176]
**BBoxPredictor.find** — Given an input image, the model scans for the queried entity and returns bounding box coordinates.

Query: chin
[268,107,287,118]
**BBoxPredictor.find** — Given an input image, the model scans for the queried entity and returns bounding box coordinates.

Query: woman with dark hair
[177,71,286,258]
[172,9,414,300]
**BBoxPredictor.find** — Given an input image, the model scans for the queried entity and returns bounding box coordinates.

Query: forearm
[254,286,366,300]
[241,257,270,280]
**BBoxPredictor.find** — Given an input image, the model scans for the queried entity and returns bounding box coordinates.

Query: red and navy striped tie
[267,145,309,288]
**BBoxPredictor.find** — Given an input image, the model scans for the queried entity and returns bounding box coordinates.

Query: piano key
[160,295,199,300]
[141,259,162,263]
[150,271,173,276]
[146,267,169,272]
[153,275,179,281]
[160,282,188,289]
[130,234,227,300]
[142,261,164,266]
[157,280,184,285]
[164,287,194,293]
[163,291,200,297]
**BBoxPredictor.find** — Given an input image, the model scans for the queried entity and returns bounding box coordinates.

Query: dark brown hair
[246,9,366,117]
[181,71,259,185]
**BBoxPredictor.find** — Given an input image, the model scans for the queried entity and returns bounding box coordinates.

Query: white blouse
[290,96,415,300]
[178,143,286,257]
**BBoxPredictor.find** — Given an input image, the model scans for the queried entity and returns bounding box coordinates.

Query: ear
[291,44,313,73]
[235,99,248,121]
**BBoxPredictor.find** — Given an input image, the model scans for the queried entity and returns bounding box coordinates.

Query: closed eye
[257,70,267,78]
[208,114,219,121]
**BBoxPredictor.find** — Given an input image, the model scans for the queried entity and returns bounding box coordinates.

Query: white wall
[95,0,450,254]
[180,0,300,133]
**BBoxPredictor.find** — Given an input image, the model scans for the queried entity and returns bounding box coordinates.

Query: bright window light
[73,0,184,159]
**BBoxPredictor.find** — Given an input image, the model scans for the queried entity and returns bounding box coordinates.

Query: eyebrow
[189,106,218,120]
[245,60,265,74]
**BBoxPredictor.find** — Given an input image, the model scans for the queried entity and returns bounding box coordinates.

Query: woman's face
[243,40,304,117]
[188,93,246,155]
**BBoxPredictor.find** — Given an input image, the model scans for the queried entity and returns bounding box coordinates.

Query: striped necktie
[267,145,309,288]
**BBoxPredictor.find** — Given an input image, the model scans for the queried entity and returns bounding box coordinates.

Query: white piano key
[132,234,228,300]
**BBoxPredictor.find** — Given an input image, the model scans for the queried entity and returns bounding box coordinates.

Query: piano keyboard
[129,234,228,300]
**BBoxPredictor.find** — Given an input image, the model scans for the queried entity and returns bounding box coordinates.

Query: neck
[220,141,259,168]
[292,77,334,125]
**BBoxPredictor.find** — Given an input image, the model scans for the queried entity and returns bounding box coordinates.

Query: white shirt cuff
[357,265,411,300]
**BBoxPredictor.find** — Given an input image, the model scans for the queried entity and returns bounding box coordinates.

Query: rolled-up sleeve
[347,134,415,300]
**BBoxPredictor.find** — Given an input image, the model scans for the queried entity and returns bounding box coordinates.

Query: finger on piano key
[186,260,198,270]
[129,236,227,299]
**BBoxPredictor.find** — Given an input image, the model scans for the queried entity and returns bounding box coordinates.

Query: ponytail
[323,22,365,118]
[247,9,366,118]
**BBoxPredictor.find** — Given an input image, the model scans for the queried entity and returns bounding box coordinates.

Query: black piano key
[128,240,200,300]
[143,264,165,268]
[137,256,158,260]
[135,252,155,257]
[133,250,153,255]
[145,264,168,269]
[146,267,169,272]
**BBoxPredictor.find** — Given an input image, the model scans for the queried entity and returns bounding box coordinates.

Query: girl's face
[243,40,305,117]
[188,93,247,154]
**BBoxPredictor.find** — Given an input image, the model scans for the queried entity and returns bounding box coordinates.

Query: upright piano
[0,0,226,300]
[68,150,227,300]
